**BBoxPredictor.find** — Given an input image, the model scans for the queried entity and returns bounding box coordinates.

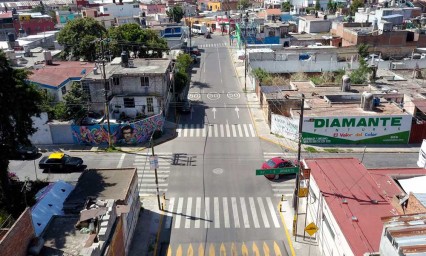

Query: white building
[99,3,141,18]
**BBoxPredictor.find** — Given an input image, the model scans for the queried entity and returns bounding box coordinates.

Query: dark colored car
[12,145,39,160]
[261,157,296,180]
[189,46,201,56]
[39,152,84,172]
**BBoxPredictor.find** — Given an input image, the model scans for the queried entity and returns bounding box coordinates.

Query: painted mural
[71,114,164,145]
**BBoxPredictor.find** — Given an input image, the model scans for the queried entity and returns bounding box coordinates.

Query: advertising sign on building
[270,114,299,141]
[302,114,412,144]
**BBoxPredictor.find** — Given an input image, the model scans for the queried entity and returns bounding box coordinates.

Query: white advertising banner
[271,114,299,141]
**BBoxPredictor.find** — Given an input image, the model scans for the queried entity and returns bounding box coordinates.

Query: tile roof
[265,9,281,15]
[306,158,398,255]
[28,61,95,89]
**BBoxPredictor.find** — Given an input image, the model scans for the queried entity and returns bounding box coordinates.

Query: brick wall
[0,208,35,256]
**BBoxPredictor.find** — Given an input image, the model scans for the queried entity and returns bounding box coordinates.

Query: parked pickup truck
[39,152,83,171]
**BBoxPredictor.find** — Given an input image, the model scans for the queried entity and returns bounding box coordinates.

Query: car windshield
[266,159,276,168]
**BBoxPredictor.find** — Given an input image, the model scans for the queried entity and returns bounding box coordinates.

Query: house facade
[81,57,173,120]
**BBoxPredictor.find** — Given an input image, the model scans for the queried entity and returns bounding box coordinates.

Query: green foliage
[175,53,192,73]
[310,70,345,85]
[350,0,364,15]
[57,17,106,61]
[327,0,338,13]
[37,88,56,120]
[52,102,68,121]
[315,0,321,10]
[305,7,316,13]
[31,4,45,14]
[0,50,42,213]
[304,147,319,153]
[281,2,293,12]
[252,68,271,83]
[61,82,89,120]
[350,58,371,84]
[291,72,309,81]
[238,0,250,10]
[107,24,168,58]
[357,43,369,58]
[174,71,189,94]
[166,6,184,23]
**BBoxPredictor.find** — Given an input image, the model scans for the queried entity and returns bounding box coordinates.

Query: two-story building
[81,56,173,120]
[0,12,15,41]
[14,12,55,36]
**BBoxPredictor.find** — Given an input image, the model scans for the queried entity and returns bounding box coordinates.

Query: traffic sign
[305,222,318,236]
[255,167,299,175]
[149,155,159,170]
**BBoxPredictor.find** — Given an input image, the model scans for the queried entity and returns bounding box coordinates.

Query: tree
[281,2,293,12]
[315,0,321,11]
[31,4,45,14]
[61,82,89,121]
[174,72,189,95]
[175,53,192,73]
[350,0,364,15]
[0,50,42,214]
[107,24,169,58]
[357,43,369,58]
[166,6,184,23]
[238,0,250,10]
[57,17,106,61]
[327,0,337,13]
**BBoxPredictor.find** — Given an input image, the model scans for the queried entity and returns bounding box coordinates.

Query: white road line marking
[237,124,243,137]
[214,197,220,228]
[257,197,270,228]
[205,197,210,228]
[189,124,194,137]
[274,193,293,197]
[226,124,231,137]
[138,184,168,187]
[243,124,250,137]
[220,124,225,137]
[202,125,207,137]
[117,153,126,168]
[249,197,260,228]
[231,197,240,228]
[232,125,237,137]
[195,197,201,228]
[223,197,230,228]
[175,197,184,229]
[208,125,213,137]
[214,124,219,137]
[249,124,256,137]
[139,188,167,193]
[266,197,280,228]
[195,124,200,137]
[183,124,189,137]
[185,197,193,228]
[165,197,175,229]
[177,124,182,137]
[240,197,250,228]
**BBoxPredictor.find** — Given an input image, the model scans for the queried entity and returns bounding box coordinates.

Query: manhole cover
[212,168,224,174]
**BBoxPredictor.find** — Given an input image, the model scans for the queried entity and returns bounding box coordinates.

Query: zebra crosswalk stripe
[214,124,219,137]
[266,197,280,228]
[220,124,225,137]
[257,197,270,228]
[223,197,230,228]
[177,124,182,137]
[226,124,231,137]
[205,197,210,228]
[208,125,213,137]
[175,197,184,229]
[196,125,200,137]
[243,124,249,137]
[185,197,193,228]
[231,197,240,228]
[165,197,175,229]
[249,197,260,228]
[237,125,243,137]
[195,197,201,228]
[232,125,237,137]
[214,197,220,228]
[249,124,256,137]
[240,197,250,228]
[189,125,194,137]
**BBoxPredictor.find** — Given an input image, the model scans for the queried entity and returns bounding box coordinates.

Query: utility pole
[244,12,248,92]
[99,37,112,148]
[150,134,161,210]
[293,94,305,239]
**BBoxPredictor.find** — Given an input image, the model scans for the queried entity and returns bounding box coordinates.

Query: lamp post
[150,132,161,210]
[98,37,112,148]
[244,12,248,92]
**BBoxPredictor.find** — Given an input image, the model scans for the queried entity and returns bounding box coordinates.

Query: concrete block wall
[0,208,35,256]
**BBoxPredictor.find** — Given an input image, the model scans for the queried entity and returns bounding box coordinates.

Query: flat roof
[289,81,405,117]
[85,58,171,80]
[64,168,136,212]
[306,157,398,255]
[40,216,88,256]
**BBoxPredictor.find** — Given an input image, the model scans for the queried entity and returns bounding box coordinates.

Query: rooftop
[85,58,171,80]
[40,216,88,256]
[64,168,136,212]
[27,61,95,89]
[305,157,399,255]
[288,81,406,117]
[265,9,282,15]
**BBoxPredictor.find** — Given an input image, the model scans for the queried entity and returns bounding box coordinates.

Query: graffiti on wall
[71,114,164,145]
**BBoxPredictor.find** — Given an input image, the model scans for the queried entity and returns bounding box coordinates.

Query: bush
[291,72,309,81]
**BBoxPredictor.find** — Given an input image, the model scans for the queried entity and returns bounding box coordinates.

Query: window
[141,76,149,87]
[323,213,335,240]
[104,8,108,11]
[113,77,120,86]
[61,86,67,95]
[133,4,139,8]
[147,97,154,112]
[268,30,275,37]
[124,97,135,108]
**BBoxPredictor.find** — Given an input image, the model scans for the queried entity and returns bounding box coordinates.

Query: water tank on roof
[361,91,374,111]
[121,51,128,67]
[342,75,351,92]
[43,50,52,65]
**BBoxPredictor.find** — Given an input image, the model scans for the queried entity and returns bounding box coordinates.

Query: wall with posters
[302,115,412,144]
[71,114,164,145]
[270,113,299,141]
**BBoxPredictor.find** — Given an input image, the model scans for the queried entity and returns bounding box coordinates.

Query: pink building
[139,3,166,15]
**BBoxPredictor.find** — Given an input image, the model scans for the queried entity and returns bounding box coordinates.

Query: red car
[261,157,297,180]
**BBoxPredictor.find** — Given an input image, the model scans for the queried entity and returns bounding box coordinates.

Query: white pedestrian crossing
[197,42,227,48]
[165,196,280,229]
[177,123,256,138]
[263,152,297,198]
[133,153,173,196]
